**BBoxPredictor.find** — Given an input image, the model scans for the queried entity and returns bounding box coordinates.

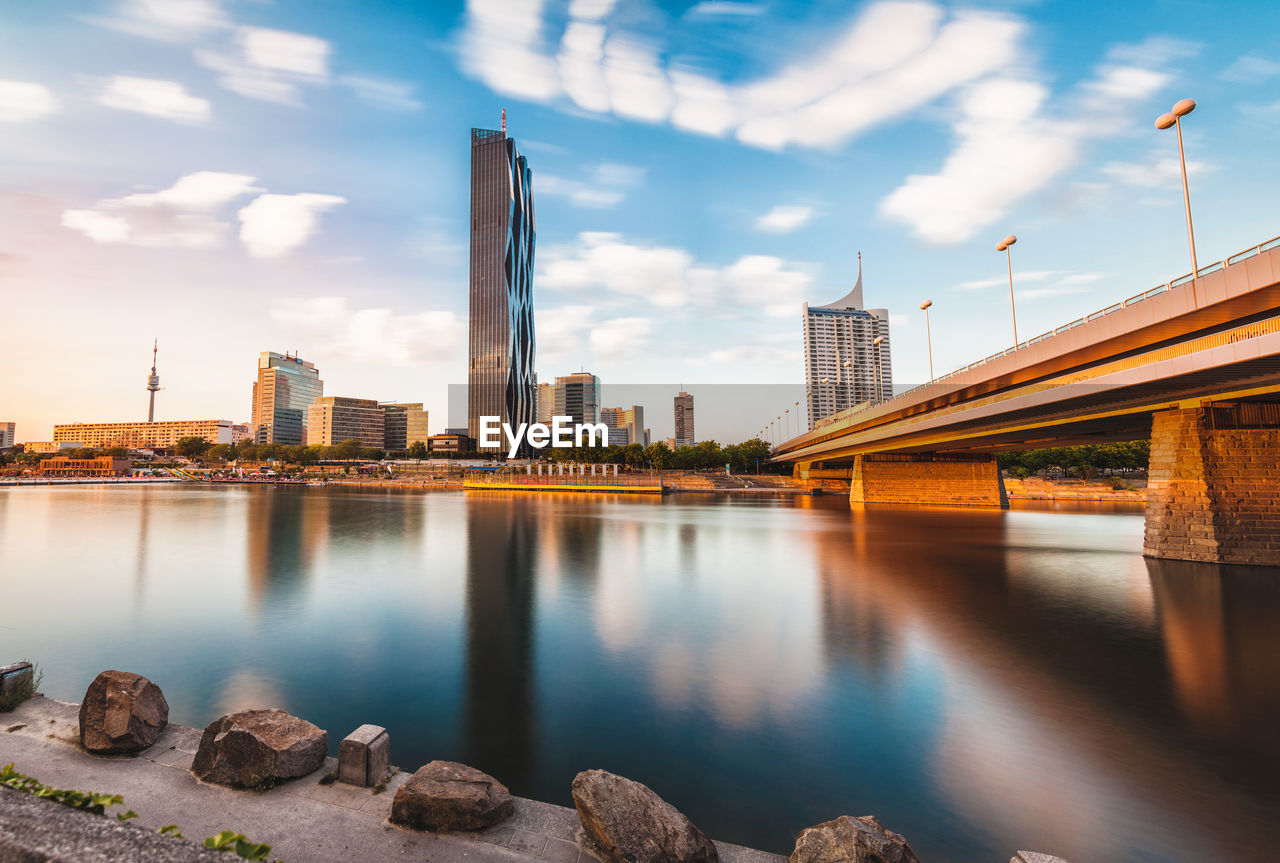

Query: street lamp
[995,234,1019,347]
[784,408,790,439]
[920,299,934,382]
[872,336,885,404]
[1156,98,1199,277]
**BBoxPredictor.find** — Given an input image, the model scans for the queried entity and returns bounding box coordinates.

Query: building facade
[20,441,75,454]
[381,403,429,451]
[555,373,600,428]
[428,433,474,455]
[601,405,647,446]
[39,457,131,477]
[803,261,892,429]
[468,126,536,452]
[674,392,695,448]
[306,397,386,448]
[536,382,558,424]
[52,420,247,449]
[0,422,13,449]
[251,352,324,445]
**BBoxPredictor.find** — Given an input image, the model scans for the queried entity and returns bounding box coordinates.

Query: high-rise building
[536,382,558,424]
[251,352,323,445]
[0,422,14,449]
[53,420,247,449]
[306,397,385,448]
[802,257,892,429]
[674,392,695,448]
[555,372,600,428]
[468,125,536,452]
[146,339,161,423]
[601,405,646,446]
[381,403,429,451]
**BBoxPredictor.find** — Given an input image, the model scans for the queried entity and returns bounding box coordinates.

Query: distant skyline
[3,0,1279,441]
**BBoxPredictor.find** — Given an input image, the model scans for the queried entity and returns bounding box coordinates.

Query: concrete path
[1,696,785,863]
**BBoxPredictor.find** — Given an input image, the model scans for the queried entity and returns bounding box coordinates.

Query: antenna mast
[146,339,162,423]
[501,107,506,134]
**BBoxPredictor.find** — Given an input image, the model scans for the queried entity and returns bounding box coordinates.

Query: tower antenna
[501,107,506,134]
[146,338,162,423]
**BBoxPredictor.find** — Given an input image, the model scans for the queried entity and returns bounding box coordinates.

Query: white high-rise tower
[146,339,161,423]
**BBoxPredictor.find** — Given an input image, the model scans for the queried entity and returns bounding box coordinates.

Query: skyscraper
[601,405,646,446]
[536,381,558,424]
[554,372,600,427]
[251,351,323,445]
[468,124,536,453]
[674,392,695,448]
[306,397,385,448]
[802,256,892,429]
[381,402,429,451]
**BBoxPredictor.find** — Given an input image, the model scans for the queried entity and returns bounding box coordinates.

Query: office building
[674,392,695,448]
[0,422,14,449]
[555,372,600,428]
[601,405,647,446]
[468,125,536,452]
[428,433,474,455]
[306,397,385,448]
[381,403,429,451]
[803,257,892,428]
[536,382,558,424]
[251,351,323,445]
[52,420,247,449]
[20,441,76,454]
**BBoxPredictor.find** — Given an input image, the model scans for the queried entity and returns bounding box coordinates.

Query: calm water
[3,485,1279,863]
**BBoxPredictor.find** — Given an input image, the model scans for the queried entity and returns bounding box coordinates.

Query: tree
[208,444,235,461]
[174,436,212,459]
[407,441,428,461]
[332,439,363,460]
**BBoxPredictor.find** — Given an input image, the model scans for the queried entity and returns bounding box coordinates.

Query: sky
[2,0,1279,443]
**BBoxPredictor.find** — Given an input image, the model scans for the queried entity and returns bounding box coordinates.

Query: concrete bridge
[771,235,1280,566]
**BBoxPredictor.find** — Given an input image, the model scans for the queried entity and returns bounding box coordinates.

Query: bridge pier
[1144,405,1280,566]
[849,453,1008,507]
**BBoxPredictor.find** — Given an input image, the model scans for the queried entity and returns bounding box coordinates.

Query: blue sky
[2,0,1279,441]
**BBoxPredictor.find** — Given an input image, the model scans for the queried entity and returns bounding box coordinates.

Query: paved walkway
[1,696,785,863]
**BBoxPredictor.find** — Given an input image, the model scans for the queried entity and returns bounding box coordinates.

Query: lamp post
[920,299,934,382]
[872,336,885,404]
[1155,98,1199,277]
[995,234,1019,347]
[784,408,791,439]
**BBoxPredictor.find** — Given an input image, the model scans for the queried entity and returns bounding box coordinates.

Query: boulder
[571,769,718,863]
[391,761,514,831]
[191,709,327,789]
[790,815,920,863]
[78,670,168,754]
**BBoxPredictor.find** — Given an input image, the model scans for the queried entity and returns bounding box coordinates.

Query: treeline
[534,439,773,472]
[195,438,387,463]
[997,441,1150,479]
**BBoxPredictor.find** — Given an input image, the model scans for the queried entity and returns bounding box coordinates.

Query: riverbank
[0,476,183,487]
[1004,476,1147,502]
[0,694,783,863]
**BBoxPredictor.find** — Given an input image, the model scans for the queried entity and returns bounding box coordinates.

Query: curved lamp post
[872,337,885,404]
[1156,98,1199,277]
[996,234,1019,347]
[920,299,934,382]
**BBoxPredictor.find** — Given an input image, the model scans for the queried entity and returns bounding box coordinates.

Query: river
[2,484,1278,862]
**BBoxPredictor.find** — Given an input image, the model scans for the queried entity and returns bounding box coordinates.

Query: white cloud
[540,231,812,317]
[755,204,813,234]
[338,75,422,111]
[703,344,800,365]
[954,270,1057,291]
[590,316,653,357]
[116,171,259,209]
[238,193,347,258]
[97,76,211,123]
[460,0,1022,152]
[95,0,231,41]
[61,210,131,244]
[537,162,644,208]
[1101,155,1213,188]
[685,2,766,16]
[273,297,462,365]
[0,80,57,123]
[196,26,330,106]
[1219,54,1280,85]
[879,36,1177,246]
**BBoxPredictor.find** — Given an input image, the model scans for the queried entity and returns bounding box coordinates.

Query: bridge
[770,235,1280,566]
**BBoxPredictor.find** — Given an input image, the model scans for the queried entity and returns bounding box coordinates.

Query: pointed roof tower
[814,251,863,310]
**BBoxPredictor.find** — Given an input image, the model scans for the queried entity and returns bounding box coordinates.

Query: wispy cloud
[196,26,330,106]
[272,297,462,365]
[538,162,645,208]
[755,204,813,234]
[1101,153,1213,188]
[97,76,211,124]
[337,75,423,111]
[685,2,766,17]
[0,80,57,123]
[238,193,347,258]
[1218,54,1280,85]
[93,0,231,42]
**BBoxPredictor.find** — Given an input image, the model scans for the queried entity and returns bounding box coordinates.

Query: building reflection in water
[464,495,538,785]
[245,488,331,609]
[813,505,1280,862]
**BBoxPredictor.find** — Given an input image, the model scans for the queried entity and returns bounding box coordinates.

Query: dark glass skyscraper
[468,127,536,451]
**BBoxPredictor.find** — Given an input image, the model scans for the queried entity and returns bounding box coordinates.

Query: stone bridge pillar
[849,454,1008,507]
[1144,404,1280,565]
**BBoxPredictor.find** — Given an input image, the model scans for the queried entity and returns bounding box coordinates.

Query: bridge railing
[781,233,1280,451]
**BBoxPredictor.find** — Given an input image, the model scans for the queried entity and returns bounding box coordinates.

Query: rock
[1012,854,1071,863]
[390,761,514,831]
[78,670,169,754]
[571,769,718,863]
[790,815,920,863]
[191,709,327,789]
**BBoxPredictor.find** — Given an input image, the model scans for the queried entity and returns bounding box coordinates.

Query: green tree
[332,439,362,460]
[208,444,235,461]
[407,441,428,461]
[174,437,211,459]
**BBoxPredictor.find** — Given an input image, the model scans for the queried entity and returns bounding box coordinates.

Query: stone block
[1012,853,1070,863]
[0,662,34,699]
[338,724,389,787]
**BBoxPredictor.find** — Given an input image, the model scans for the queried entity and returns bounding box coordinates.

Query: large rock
[571,769,718,863]
[390,761,514,831]
[78,670,169,754]
[191,709,327,789]
[789,815,920,863]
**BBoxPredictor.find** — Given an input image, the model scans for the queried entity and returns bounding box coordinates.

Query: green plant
[204,830,276,861]
[0,763,136,820]
[0,661,42,712]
